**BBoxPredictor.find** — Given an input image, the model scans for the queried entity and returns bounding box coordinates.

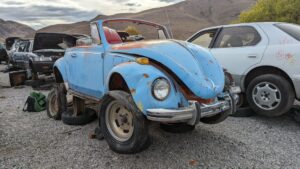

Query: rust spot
[137,102,144,111]
[143,73,149,78]
[130,88,136,95]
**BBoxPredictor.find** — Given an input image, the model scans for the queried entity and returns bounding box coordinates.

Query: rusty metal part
[9,70,27,87]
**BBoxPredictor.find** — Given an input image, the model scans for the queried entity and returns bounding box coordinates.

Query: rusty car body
[52,19,240,153]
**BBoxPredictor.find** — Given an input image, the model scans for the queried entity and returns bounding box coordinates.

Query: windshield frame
[94,19,171,49]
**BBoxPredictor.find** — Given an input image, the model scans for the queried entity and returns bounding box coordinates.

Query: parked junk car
[0,43,8,64]
[187,22,300,117]
[5,37,21,61]
[49,19,240,154]
[10,33,87,79]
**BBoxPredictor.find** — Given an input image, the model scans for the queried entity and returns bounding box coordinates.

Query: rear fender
[106,62,188,114]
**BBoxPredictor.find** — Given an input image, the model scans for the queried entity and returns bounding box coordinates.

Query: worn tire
[62,108,97,125]
[100,90,150,154]
[160,123,195,133]
[246,74,295,117]
[46,84,67,120]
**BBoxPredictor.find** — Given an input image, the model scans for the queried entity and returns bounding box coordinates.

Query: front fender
[106,62,188,115]
[53,57,69,83]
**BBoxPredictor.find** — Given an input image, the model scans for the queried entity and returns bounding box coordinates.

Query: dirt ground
[0,64,299,169]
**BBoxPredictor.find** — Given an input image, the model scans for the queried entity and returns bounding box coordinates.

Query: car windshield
[102,20,170,44]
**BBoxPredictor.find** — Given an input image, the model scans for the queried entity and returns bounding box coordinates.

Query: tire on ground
[246,74,295,117]
[62,108,97,125]
[100,90,150,154]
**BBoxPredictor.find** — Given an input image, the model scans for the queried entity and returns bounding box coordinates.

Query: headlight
[152,78,170,100]
[33,56,52,61]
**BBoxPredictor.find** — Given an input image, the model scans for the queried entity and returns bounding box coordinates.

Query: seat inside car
[103,27,122,44]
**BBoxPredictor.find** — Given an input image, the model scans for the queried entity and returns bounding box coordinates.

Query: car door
[13,41,27,68]
[209,25,268,85]
[67,23,105,99]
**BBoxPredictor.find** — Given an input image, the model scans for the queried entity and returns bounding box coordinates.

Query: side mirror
[76,37,92,46]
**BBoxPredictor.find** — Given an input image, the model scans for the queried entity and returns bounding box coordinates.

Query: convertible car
[48,19,240,154]
[187,22,300,117]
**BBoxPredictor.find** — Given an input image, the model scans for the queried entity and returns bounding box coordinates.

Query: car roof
[200,22,287,31]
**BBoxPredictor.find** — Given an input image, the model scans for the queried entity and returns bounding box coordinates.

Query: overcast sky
[0,0,183,29]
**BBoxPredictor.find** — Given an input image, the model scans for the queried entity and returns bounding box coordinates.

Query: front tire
[246,74,295,117]
[100,91,150,154]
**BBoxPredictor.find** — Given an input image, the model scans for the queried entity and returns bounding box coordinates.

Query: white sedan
[187,22,300,117]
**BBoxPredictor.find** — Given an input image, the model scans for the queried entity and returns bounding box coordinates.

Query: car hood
[110,40,224,99]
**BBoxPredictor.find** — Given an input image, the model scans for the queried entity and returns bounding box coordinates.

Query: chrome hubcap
[252,82,281,110]
[105,100,134,142]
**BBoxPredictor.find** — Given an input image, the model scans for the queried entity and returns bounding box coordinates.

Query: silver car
[187,22,300,117]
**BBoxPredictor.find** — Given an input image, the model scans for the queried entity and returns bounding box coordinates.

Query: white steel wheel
[105,100,134,142]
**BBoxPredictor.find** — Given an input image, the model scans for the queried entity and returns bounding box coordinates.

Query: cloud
[0,0,184,29]
[0,5,99,28]
[125,3,141,7]
[158,0,181,2]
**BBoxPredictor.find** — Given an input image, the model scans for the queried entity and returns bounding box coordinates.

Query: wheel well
[244,66,295,91]
[53,67,64,83]
[109,73,130,93]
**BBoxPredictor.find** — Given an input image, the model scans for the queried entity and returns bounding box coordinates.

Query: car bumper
[146,87,239,125]
[32,61,54,74]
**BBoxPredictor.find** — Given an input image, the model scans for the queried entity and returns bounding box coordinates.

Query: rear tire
[100,91,150,154]
[246,74,295,117]
[46,84,66,120]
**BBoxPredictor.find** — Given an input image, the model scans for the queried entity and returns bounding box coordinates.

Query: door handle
[71,53,77,58]
[248,55,257,58]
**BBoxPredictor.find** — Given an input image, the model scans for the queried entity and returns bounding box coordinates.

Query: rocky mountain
[38,0,256,39]
[0,19,35,42]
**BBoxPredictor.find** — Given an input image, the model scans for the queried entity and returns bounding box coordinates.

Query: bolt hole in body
[105,100,134,142]
[252,82,281,110]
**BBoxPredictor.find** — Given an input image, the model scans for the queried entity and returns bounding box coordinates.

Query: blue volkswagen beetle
[48,19,240,154]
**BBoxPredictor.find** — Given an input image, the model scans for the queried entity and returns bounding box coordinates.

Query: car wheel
[100,90,150,154]
[62,108,97,125]
[246,74,295,117]
[46,84,67,120]
[160,123,195,133]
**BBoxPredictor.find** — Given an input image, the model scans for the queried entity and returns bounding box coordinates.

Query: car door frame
[187,27,223,48]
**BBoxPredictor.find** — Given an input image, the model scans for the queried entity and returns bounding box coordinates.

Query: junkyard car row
[1,19,299,154]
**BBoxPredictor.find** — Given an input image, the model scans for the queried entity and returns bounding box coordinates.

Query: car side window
[190,30,217,48]
[90,24,101,44]
[214,26,261,48]
[17,43,26,52]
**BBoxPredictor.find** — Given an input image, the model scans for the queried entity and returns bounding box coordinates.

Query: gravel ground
[0,64,299,169]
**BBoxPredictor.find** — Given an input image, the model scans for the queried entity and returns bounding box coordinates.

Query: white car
[187,22,300,117]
